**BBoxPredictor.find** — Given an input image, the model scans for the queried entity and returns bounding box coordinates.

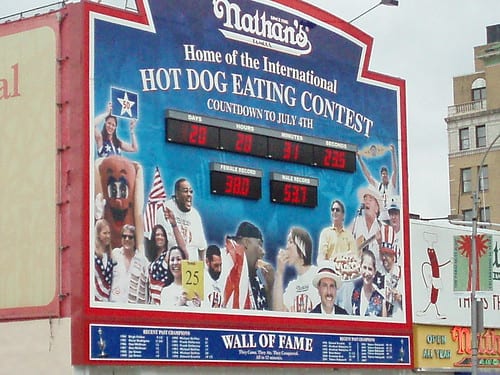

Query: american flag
[143,167,167,237]
[94,254,114,302]
[148,250,170,305]
[223,238,252,309]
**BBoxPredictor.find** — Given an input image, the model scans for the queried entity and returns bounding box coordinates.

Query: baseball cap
[388,197,400,212]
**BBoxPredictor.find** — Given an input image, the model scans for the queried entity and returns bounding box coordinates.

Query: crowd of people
[92,101,404,318]
[92,170,404,318]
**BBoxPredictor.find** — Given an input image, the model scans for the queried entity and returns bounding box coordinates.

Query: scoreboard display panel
[82,0,410,368]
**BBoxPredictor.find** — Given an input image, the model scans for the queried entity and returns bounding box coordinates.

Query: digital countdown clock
[166,118,219,150]
[220,128,268,157]
[210,162,262,200]
[166,110,357,173]
[270,172,318,208]
[268,137,314,165]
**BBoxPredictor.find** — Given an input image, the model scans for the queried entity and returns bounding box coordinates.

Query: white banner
[410,219,500,327]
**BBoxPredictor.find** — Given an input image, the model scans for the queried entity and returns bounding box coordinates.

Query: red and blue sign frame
[73,0,412,368]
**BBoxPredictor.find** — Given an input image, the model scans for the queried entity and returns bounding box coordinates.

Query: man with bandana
[222,222,274,310]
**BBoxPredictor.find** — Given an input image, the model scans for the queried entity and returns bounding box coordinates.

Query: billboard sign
[0,15,59,319]
[411,220,500,327]
[76,0,410,367]
[414,325,500,370]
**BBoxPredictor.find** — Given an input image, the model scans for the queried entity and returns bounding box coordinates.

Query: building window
[476,125,486,148]
[463,209,473,222]
[480,207,490,222]
[479,165,489,191]
[459,128,470,150]
[471,78,486,101]
[462,208,489,222]
[461,168,472,193]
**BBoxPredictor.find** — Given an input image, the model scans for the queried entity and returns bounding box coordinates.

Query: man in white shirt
[352,186,384,258]
[156,178,207,261]
[204,245,224,308]
[388,198,403,264]
[357,144,398,222]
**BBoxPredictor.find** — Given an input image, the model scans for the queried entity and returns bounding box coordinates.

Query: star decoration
[117,92,135,117]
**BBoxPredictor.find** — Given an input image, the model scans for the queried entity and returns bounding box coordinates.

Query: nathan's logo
[212,0,312,56]
[451,327,500,368]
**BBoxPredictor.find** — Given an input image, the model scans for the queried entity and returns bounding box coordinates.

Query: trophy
[398,339,405,362]
[97,327,108,358]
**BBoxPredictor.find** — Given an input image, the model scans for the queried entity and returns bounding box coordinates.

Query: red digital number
[283,141,300,161]
[224,175,250,197]
[235,133,253,153]
[283,183,307,204]
[322,149,346,169]
[186,124,207,145]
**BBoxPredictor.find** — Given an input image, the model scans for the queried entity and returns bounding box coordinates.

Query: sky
[2,0,499,219]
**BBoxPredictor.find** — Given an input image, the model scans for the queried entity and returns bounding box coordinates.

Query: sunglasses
[331,207,342,213]
[122,234,134,240]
